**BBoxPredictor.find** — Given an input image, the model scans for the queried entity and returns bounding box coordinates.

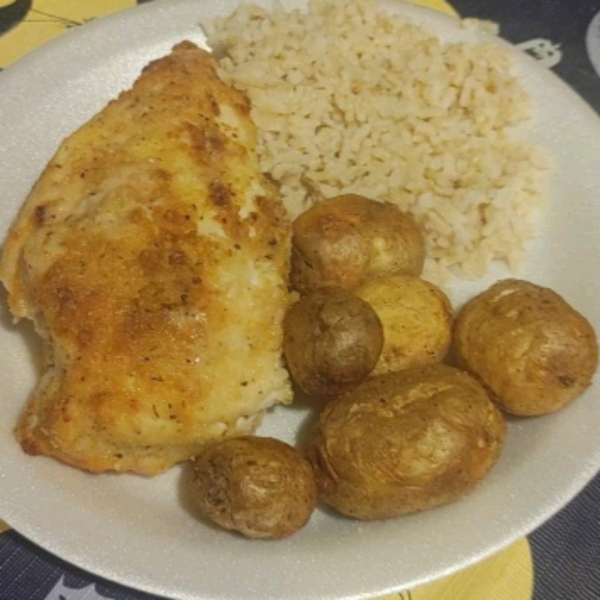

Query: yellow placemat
[0,0,138,68]
[0,1,532,599]
[0,0,460,70]
[408,0,458,16]
[379,538,533,600]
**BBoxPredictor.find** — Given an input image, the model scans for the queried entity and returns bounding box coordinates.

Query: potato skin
[454,279,598,416]
[291,194,425,295]
[357,274,452,375]
[284,290,384,396]
[306,364,506,520]
[192,437,317,539]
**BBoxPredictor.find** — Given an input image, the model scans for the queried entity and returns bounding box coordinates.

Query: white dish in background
[0,1,599,599]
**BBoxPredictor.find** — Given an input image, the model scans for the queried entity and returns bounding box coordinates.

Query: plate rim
[1,1,600,599]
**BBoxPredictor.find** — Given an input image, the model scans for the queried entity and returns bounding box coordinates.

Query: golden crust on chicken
[0,42,293,474]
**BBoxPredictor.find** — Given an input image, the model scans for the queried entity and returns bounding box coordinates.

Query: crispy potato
[291,194,425,295]
[357,274,452,375]
[284,290,383,396]
[306,364,506,520]
[192,437,317,539]
[454,279,598,416]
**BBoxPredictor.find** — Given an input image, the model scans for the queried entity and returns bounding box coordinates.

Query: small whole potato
[284,290,384,396]
[291,194,425,295]
[192,437,317,539]
[454,279,598,416]
[306,364,506,520]
[357,274,453,375]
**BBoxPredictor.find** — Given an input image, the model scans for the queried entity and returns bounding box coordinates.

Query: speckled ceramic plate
[1,1,599,599]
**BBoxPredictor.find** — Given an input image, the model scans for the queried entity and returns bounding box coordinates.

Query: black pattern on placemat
[453,0,600,111]
[530,472,600,600]
[0,0,31,36]
[0,530,163,600]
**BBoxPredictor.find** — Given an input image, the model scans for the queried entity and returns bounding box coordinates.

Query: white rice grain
[208,0,547,281]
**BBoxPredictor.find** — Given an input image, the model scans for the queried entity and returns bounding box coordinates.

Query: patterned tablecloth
[0,1,599,599]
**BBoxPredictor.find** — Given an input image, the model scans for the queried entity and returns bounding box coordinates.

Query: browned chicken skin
[0,42,293,474]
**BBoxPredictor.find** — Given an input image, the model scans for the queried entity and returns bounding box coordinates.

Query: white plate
[1,1,600,599]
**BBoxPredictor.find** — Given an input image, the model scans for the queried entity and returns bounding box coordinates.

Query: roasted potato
[357,274,452,375]
[284,290,384,396]
[291,194,425,294]
[192,437,317,539]
[306,364,506,520]
[454,279,598,416]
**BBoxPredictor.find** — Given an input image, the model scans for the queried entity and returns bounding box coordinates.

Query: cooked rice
[207,0,548,281]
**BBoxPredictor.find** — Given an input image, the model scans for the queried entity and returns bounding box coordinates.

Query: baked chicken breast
[0,42,293,475]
